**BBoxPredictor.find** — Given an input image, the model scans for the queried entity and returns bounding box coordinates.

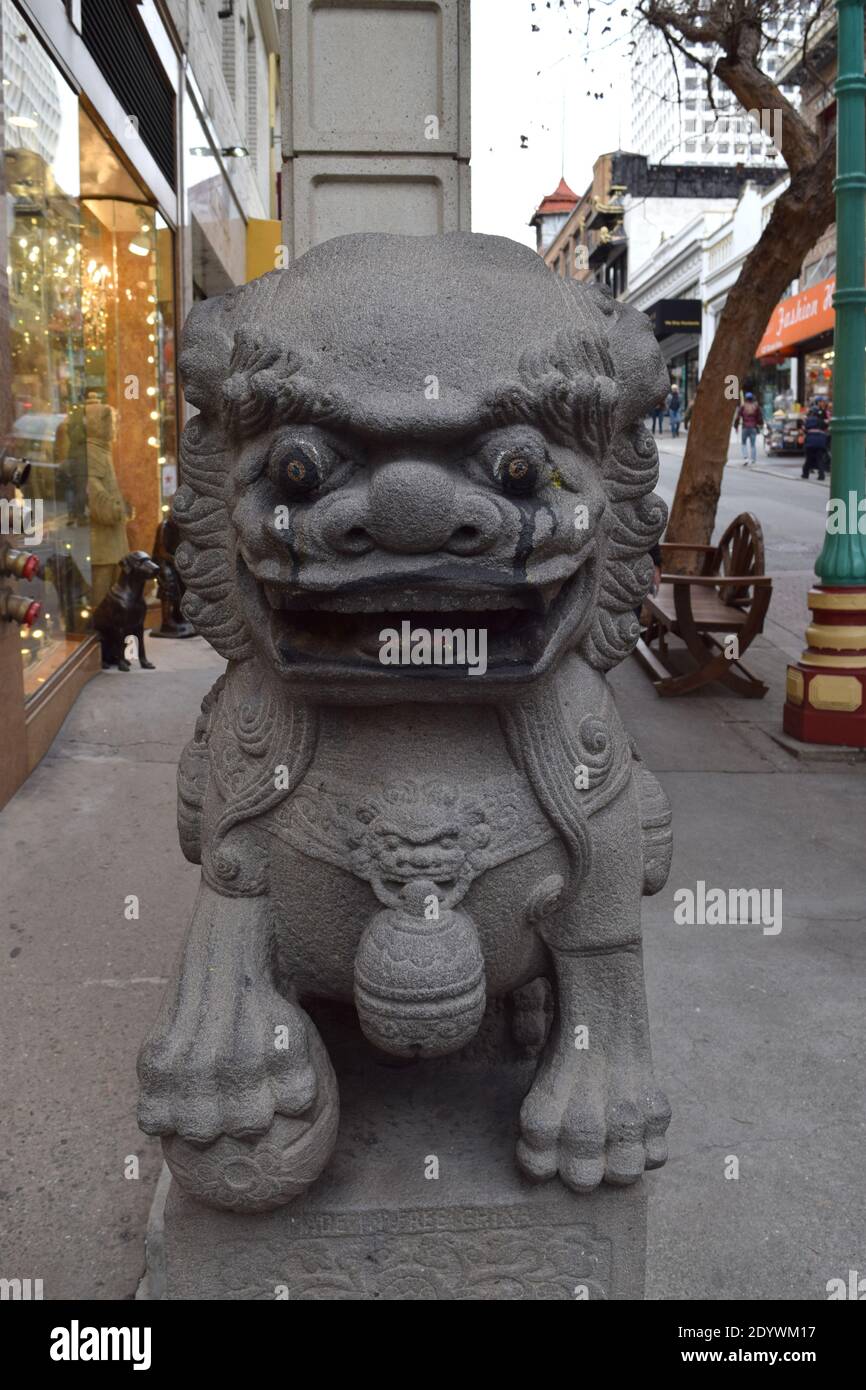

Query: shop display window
[804,346,834,413]
[2,6,176,697]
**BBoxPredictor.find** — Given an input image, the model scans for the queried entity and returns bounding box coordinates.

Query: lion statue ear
[171,273,285,663]
[177,271,286,417]
[177,298,234,415]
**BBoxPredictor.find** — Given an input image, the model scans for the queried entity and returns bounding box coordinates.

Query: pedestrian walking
[667,385,682,438]
[650,404,665,434]
[734,392,764,466]
[802,404,830,481]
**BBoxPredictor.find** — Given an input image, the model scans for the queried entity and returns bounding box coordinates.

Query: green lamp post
[784,0,866,745]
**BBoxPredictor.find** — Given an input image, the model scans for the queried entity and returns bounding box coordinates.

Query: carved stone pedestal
[141,1005,648,1301]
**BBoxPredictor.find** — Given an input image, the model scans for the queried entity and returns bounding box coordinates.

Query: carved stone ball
[354,904,486,1059]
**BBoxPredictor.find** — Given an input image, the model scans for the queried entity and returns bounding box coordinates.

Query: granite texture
[136,233,674,1222]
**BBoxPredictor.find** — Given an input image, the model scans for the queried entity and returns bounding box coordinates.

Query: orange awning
[756,275,836,358]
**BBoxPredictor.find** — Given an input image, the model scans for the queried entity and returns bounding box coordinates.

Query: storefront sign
[757,275,836,357]
[653,298,702,338]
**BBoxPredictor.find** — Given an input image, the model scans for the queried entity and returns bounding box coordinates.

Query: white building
[624,177,792,410]
[630,13,803,169]
[625,203,738,402]
[701,178,794,408]
[1,0,63,166]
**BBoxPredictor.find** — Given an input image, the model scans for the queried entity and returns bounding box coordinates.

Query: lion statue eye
[497,449,539,497]
[268,442,322,497]
[270,441,321,495]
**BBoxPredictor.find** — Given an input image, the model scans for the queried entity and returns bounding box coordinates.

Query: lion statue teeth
[137,233,673,1212]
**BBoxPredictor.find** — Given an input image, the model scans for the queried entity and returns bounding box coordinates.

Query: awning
[756,275,835,358]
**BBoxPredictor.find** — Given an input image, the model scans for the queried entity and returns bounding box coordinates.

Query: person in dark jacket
[802,406,830,480]
[667,386,682,437]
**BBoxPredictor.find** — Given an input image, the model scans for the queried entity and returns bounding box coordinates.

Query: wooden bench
[634,513,773,697]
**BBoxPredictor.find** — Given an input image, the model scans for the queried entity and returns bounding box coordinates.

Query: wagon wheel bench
[633,513,773,698]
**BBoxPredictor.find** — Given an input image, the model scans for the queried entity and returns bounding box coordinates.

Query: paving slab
[0,639,223,1300]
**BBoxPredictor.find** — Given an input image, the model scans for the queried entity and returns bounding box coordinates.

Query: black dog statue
[93,550,159,671]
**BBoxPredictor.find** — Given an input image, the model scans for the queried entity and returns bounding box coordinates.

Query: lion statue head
[173,232,668,702]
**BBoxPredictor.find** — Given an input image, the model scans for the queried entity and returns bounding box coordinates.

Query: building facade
[755,7,841,412]
[533,151,779,409]
[629,12,803,169]
[0,0,281,805]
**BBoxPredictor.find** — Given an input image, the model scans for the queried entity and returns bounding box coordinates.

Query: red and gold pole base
[783,586,866,746]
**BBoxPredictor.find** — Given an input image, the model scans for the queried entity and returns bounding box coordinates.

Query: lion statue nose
[351,459,496,556]
[367,460,459,553]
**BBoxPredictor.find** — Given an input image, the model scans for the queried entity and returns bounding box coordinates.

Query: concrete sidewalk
[653,425,831,489]
[1,630,865,1300]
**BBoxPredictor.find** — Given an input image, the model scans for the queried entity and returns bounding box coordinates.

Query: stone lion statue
[137,233,673,1212]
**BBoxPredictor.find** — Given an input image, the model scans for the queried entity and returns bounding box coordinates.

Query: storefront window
[803,344,834,412]
[4,9,87,693]
[668,347,699,410]
[745,360,795,419]
[2,6,176,697]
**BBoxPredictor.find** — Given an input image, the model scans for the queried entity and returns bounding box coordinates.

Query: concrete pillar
[278,0,470,258]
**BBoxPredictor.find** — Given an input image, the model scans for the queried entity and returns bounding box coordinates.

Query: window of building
[246,13,258,175]
[221,5,236,102]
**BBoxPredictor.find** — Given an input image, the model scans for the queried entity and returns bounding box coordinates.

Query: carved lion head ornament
[174,233,669,701]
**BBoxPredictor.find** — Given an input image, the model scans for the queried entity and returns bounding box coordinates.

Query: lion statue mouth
[238,554,598,686]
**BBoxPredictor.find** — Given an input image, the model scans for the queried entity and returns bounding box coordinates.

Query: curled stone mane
[481,279,668,671]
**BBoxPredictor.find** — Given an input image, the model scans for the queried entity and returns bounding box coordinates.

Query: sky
[470,0,637,245]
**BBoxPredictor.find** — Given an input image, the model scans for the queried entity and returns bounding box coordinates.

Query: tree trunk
[666,151,836,554]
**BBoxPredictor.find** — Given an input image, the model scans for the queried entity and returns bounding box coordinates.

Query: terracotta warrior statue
[137,234,673,1211]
